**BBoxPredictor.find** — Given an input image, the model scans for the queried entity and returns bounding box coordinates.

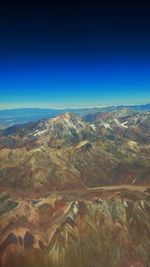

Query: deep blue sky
[0,2,150,108]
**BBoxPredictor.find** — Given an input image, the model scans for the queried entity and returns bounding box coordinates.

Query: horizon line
[0,102,150,111]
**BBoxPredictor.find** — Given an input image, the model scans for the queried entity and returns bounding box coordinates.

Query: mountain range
[0,106,150,267]
[0,108,150,191]
[0,103,150,129]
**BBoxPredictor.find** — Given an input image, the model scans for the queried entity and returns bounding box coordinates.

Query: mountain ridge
[0,107,150,267]
[0,103,150,129]
[0,109,150,192]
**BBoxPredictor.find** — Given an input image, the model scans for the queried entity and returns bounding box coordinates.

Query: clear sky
[0,2,150,109]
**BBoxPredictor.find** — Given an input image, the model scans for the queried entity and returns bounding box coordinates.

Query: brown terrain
[0,108,150,267]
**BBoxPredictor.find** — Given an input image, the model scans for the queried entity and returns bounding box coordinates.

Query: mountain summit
[0,109,150,192]
[0,108,150,267]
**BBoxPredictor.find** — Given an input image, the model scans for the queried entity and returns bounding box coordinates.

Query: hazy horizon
[0,101,150,110]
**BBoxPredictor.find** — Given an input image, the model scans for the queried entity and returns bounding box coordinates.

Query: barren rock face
[0,111,150,192]
[0,109,150,267]
[0,189,150,267]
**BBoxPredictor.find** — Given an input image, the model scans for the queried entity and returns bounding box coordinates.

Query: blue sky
[0,3,150,109]
[0,55,150,108]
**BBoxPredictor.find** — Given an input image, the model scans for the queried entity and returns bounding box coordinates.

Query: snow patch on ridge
[114,119,128,128]
[103,122,112,129]
[91,124,96,131]
[34,129,48,136]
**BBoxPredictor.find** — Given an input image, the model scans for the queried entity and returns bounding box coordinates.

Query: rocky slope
[0,110,150,191]
[0,108,150,267]
[0,189,150,267]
